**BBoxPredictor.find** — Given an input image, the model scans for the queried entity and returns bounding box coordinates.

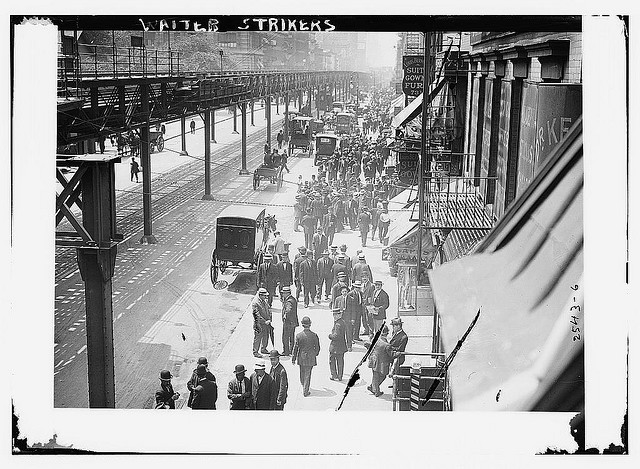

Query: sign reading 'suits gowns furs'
[402,55,424,97]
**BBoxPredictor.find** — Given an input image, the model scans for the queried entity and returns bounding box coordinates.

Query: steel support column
[76,159,119,408]
[316,86,320,119]
[266,95,272,150]
[284,93,289,142]
[276,96,279,115]
[140,84,156,244]
[251,101,255,126]
[180,115,188,155]
[239,102,249,175]
[202,109,214,200]
[210,109,216,143]
[233,105,239,134]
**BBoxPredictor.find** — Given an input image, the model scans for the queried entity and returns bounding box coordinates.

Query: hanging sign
[402,55,424,97]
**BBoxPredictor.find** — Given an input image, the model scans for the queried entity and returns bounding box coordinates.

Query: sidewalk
[210,156,407,411]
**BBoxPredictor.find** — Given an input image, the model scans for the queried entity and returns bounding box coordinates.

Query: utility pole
[219,50,223,74]
[416,31,431,289]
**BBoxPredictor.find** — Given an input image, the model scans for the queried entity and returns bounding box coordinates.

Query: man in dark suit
[250,360,277,410]
[291,316,320,397]
[227,364,252,410]
[361,274,376,337]
[191,364,218,409]
[269,350,288,410]
[155,370,180,409]
[312,227,328,262]
[371,280,390,332]
[293,246,307,301]
[351,253,373,284]
[252,288,272,358]
[328,307,348,381]
[257,253,279,307]
[388,317,409,382]
[331,254,349,287]
[365,326,394,397]
[298,252,318,308]
[281,286,299,356]
[346,280,365,344]
[276,252,293,301]
[316,250,334,302]
[186,356,216,408]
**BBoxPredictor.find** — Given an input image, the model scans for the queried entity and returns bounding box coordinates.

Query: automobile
[313,133,341,166]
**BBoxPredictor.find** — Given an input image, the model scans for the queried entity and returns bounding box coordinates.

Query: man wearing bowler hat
[257,253,279,307]
[250,359,277,410]
[227,364,252,410]
[190,364,218,409]
[155,370,180,409]
[291,316,320,397]
[186,356,216,408]
[269,350,288,410]
[328,307,348,381]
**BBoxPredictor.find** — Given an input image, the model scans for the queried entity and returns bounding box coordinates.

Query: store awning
[391,76,447,129]
[386,199,437,264]
[387,94,405,117]
[428,118,583,411]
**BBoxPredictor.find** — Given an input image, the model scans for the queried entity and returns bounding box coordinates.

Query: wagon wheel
[253,172,260,190]
[210,250,219,285]
[156,135,164,152]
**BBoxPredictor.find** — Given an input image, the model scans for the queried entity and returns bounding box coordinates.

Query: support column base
[180,150,189,156]
[139,235,157,245]
[202,194,215,201]
[232,131,239,134]
[211,139,217,144]
[238,169,250,175]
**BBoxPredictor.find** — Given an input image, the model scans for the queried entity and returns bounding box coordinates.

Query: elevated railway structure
[55,34,363,407]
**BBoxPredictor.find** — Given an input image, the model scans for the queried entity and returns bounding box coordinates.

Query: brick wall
[564,33,583,83]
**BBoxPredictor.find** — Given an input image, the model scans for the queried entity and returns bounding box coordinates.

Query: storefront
[428,119,583,411]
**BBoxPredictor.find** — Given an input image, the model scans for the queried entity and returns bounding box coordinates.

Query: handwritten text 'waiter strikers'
[139,18,336,32]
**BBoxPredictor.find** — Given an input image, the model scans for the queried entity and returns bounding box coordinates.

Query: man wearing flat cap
[155,370,180,409]
[250,360,277,410]
[227,364,252,410]
[291,316,320,397]
[191,364,218,409]
[269,350,288,410]
[186,356,216,408]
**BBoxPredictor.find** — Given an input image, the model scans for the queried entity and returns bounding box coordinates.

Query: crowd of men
[154,88,410,410]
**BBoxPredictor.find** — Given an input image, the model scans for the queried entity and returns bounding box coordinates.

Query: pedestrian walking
[345,280,364,348]
[300,208,316,250]
[328,307,348,381]
[190,364,218,410]
[298,252,318,308]
[186,357,216,408]
[257,253,279,307]
[252,288,272,358]
[316,250,334,302]
[190,119,196,134]
[277,129,284,149]
[311,227,328,263]
[155,370,180,409]
[371,280,390,332]
[366,326,394,397]
[227,364,252,410]
[280,286,299,356]
[250,360,277,410]
[351,253,373,284]
[358,208,371,247]
[269,350,288,410]
[291,316,320,397]
[293,246,307,301]
[361,274,375,336]
[130,156,140,183]
[388,317,409,383]
[378,208,391,244]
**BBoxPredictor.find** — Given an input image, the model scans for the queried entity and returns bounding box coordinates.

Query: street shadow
[227,271,257,294]
[308,387,337,398]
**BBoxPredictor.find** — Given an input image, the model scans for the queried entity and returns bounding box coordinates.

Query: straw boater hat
[254,360,267,370]
[258,288,269,295]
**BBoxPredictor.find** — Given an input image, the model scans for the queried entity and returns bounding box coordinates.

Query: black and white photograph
[5,1,635,464]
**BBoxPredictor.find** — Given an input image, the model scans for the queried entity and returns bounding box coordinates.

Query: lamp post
[219,49,223,74]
